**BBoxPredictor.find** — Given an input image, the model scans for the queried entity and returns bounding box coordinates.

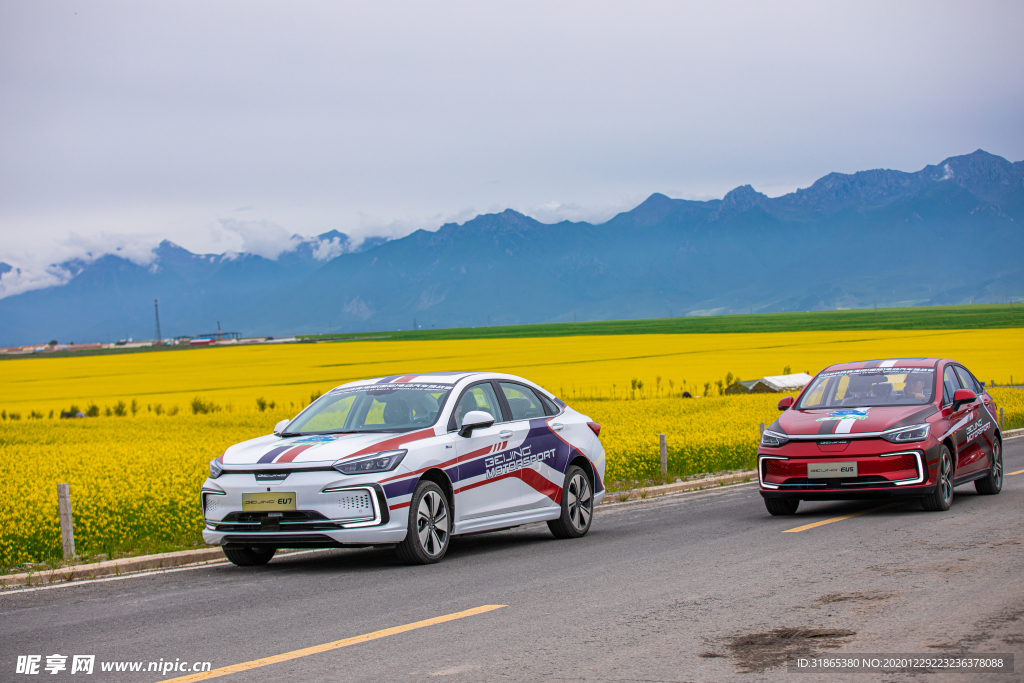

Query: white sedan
[201,372,606,565]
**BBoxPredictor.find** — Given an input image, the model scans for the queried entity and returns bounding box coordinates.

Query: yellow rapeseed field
[1,328,1021,416]
[2,329,1021,569]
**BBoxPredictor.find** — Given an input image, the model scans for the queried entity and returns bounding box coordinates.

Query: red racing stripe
[394,375,419,383]
[520,468,562,503]
[344,428,436,459]
[275,444,316,463]
[453,469,518,495]
[379,453,461,483]
[389,501,411,510]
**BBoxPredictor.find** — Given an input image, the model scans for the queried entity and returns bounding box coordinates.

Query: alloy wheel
[992,441,1003,488]
[416,490,449,556]
[939,450,953,505]
[567,473,592,532]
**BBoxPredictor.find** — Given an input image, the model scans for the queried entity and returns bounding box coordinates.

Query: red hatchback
[758,358,1003,515]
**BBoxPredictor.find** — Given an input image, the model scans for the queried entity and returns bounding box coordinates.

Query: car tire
[922,445,954,511]
[975,438,1003,495]
[547,465,594,539]
[395,480,451,565]
[222,546,276,567]
[764,498,799,516]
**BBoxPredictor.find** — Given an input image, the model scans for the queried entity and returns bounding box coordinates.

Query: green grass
[6,303,1020,362]
[301,303,1023,342]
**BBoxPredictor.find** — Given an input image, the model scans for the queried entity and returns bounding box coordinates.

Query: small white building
[755,373,814,392]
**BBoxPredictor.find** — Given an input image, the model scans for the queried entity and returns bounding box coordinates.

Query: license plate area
[807,462,858,479]
[242,492,297,512]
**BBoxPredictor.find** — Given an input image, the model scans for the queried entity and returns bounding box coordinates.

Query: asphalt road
[3,439,1023,683]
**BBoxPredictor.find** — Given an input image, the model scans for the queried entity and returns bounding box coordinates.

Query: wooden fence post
[659,434,667,477]
[759,422,765,439]
[57,483,75,563]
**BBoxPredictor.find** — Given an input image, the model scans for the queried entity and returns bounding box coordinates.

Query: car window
[499,382,546,420]
[942,366,962,405]
[450,383,503,430]
[953,366,980,394]
[286,384,451,434]
[537,392,560,416]
[296,394,357,432]
[797,368,933,409]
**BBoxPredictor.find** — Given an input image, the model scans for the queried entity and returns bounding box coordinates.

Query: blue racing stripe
[257,445,292,464]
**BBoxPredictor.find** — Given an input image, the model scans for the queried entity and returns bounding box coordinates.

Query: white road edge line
[0,549,337,596]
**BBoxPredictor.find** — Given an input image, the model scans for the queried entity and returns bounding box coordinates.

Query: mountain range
[1,149,1021,345]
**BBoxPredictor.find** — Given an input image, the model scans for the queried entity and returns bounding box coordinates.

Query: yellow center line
[161,604,506,683]
[1006,469,1024,476]
[783,502,905,533]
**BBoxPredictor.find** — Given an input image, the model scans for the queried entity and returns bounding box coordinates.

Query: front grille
[214,510,350,532]
[222,511,328,523]
[335,489,374,516]
[778,475,895,490]
[203,493,227,515]
[881,454,917,473]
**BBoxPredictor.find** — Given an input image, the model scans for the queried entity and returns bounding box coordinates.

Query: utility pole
[154,299,162,344]
[659,434,667,477]
[57,483,75,562]
[217,320,222,341]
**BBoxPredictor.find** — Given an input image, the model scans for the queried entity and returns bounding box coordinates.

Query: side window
[942,366,962,406]
[953,366,980,394]
[448,383,503,430]
[538,392,560,416]
[499,382,546,421]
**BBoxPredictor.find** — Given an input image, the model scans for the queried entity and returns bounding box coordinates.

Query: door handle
[550,423,564,432]
[499,430,513,439]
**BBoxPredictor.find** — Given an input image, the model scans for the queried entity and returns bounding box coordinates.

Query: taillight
[587,422,601,437]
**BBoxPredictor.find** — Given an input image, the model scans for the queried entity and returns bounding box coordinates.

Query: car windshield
[283,383,452,435]
[797,368,936,409]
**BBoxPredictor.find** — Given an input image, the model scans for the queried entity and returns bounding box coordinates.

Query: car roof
[822,358,947,372]
[340,372,483,387]
[333,371,557,398]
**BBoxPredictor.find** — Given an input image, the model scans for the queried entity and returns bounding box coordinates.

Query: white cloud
[0,263,74,299]
[217,218,303,260]
[523,199,639,225]
[311,236,350,261]
[0,230,167,299]
[352,207,481,241]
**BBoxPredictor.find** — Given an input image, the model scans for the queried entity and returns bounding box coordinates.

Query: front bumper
[757,442,938,501]
[200,472,409,548]
[760,482,938,501]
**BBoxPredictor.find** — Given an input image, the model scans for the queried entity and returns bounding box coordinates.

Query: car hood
[221,428,438,467]
[775,404,938,437]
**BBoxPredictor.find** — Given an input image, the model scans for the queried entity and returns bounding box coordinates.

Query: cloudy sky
[1,1,1023,293]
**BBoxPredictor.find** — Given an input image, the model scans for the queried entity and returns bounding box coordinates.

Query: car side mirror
[274,419,290,435]
[777,396,794,411]
[951,388,976,411]
[459,410,495,437]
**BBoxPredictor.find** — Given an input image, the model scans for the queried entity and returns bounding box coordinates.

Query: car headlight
[760,430,789,448]
[333,450,407,475]
[209,458,224,479]
[882,423,930,443]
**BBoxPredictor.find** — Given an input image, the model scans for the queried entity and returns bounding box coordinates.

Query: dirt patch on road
[815,591,894,605]
[705,628,856,673]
